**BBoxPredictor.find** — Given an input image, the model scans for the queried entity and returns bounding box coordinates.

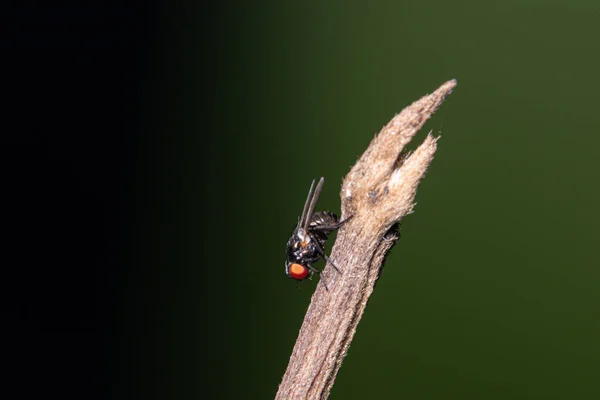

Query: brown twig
[275,80,457,400]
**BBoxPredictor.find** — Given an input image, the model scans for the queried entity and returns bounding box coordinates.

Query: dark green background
[5,1,600,399]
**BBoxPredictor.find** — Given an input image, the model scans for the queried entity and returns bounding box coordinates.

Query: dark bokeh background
[4,1,600,399]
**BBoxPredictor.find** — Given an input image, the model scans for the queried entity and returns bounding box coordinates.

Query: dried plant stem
[275,80,456,400]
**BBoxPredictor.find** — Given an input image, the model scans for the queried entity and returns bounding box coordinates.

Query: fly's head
[285,261,311,281]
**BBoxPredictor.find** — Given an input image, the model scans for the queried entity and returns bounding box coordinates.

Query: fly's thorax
[296,228,308,243]
[287,227,312,250]
[286,227,320,266]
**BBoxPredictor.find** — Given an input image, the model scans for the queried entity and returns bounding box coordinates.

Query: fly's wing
[298,178,316,230]
[302,177,324,234]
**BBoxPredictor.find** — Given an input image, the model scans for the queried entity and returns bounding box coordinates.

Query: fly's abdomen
[309,211,339,246]
[310,211,338,231]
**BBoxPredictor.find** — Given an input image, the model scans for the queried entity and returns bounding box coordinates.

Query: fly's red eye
[289,263,309,280]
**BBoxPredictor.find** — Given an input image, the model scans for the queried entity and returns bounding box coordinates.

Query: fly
[285,177,351,289]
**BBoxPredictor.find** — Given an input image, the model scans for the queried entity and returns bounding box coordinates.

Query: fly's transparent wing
[298,179,316,230]
[302,177,324,234]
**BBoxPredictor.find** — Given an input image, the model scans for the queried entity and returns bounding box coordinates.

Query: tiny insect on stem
[284,178,350,290]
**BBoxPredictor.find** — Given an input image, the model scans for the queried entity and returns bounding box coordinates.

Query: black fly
[285,177,350,289]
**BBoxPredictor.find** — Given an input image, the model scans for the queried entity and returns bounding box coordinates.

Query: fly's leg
[308,233,341,274]
[308,215,353,273]
[307,265,329,291]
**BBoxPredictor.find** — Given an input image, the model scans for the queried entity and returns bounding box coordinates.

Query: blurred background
[4,1,600,399]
